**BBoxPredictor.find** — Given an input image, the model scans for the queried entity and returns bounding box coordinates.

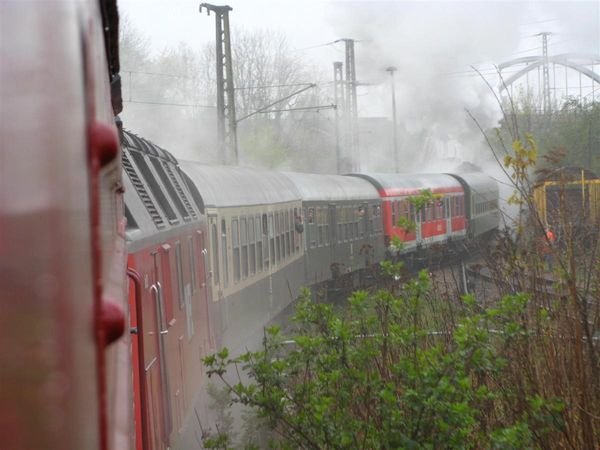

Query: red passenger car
[121,131,214,450]
[350,173,467,252]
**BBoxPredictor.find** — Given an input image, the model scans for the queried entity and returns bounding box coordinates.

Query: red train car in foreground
[122,132,214,450]
[0,1,129,449]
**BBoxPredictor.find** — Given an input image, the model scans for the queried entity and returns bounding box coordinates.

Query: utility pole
[537,32,552,113]
[333,62,344,174]
[386,66,399,172]
[200,3,238,165]
[337,38,359,171]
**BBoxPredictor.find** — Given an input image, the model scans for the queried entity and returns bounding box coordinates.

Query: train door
[360,202,370,261]
[414,202,422,244]
[207,215,220,291]
[150,251,173,448]
[328,204,337,264]
[196,229,213,350]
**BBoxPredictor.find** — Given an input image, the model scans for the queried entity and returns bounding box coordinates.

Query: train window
[130,151,178,225]
[277,212,285,260]
[249,217,256,276]
[309,209,317,248]
[256,215,263,272]
[175,242,185,310]
[232,219,241,283]
[325,209,330,245]
[264,214,270,268]
[158,247,175,323]
[290,209,296,254]
[316,208,322,247]
[149,157,189,221]
[240,217,248,279]
[285,210,291,256]
[221,220,229,288]
[318,223,324,247]
[275,213,281,262]
[211,224,220,285]
[268,214,275,265]
[281,212,286,259]
[292,208,302,253]
[283,210,288,254]
[188,236,197,293]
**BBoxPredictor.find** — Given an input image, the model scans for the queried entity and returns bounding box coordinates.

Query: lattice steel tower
[538,32,552,113]
[337,38,359,171]
[333,61,345,174]
[200,3,238,165]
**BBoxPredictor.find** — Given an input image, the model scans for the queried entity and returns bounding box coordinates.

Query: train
[1,1,130,449]
[121,130,500,449]
[1,1,500,449]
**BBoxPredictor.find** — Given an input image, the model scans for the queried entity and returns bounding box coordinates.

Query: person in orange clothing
[542,226,556,271]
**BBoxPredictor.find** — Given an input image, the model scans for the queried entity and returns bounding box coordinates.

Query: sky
[118,0,599,170]
[119,0,599,113]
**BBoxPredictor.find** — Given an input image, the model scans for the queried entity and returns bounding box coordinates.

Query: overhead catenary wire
[257,104,337,114]
[123,99,216,108]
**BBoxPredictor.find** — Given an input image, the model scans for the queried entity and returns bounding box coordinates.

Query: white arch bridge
[499,53,600,111]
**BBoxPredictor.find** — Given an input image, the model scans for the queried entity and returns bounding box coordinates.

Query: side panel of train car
[0,1,127,450]
[448,172,499,238]
[179,162,305,355]
[282,172,385,284]
[122,133,212,450]
[350,174,467,252]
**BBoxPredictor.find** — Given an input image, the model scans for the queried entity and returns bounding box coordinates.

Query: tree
[119,22,334,169]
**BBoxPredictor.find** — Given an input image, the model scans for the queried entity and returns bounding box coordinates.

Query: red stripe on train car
[378,186,463,197]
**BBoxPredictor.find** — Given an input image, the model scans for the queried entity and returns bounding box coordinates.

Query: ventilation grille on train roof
[161,161,198,220]
[122,151,166,230]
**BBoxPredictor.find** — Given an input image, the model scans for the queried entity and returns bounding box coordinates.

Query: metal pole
[222,10,238,164]
[386,66,399,172]
[333,62,344,174]
[200,3,237,165]
[339,38,359,171]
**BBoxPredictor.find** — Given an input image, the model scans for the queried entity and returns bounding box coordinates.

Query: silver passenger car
[283,172,385,285]
[179,162,304,352]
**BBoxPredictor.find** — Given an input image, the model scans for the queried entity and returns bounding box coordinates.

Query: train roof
[447,172,499,195]
[349,173,463,197]
[121,131,204,244]
[282,172,380,202]
[179,162,301,208]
